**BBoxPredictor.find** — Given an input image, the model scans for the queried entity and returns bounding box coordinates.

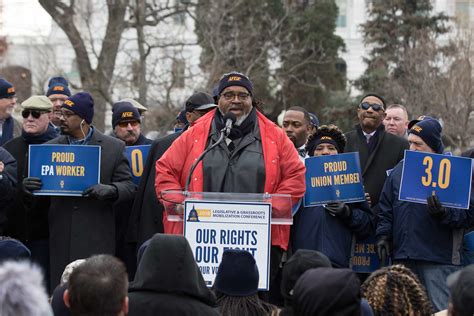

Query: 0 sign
[125,145,151,185]
[399,150,472,209]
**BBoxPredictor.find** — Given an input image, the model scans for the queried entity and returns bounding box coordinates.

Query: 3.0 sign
[399,150,472,209]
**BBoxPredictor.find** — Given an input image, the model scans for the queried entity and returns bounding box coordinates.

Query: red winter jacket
[155,109,305,250]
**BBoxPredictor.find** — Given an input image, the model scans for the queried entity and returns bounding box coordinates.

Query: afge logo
[122,112,134,118]
[7,87,14,94]
[64,100,74,107]
[53,86,65,91]
[412,125,422,133]
[228,76,242,81]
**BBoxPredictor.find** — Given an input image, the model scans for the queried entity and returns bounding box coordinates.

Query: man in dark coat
[0,147,16,232]
[344,93,409,214]
[110,101,151,278]
[23,92,135,289]
[0,78,21,145]
[126,92,216,264]
[3,95,58,291]
[128,233,219,316]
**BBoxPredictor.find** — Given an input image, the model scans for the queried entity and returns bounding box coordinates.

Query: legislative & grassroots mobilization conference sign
[399,150,472,209]
[184,201,271,290]
[125,145,151,185]
[28,144,101,196]
[304,152,365,207]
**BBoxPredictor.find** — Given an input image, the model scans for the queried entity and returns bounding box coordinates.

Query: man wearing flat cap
[22,92,135,289]
[376,116,474,312]
[0,78,21,145]
[156,72,305,303]
[3,95,58,291]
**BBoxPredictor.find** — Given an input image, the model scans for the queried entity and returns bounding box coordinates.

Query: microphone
[184,113,235,192]
[223,112,237,136]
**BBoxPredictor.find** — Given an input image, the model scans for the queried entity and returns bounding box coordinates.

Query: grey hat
[21,95,53,111]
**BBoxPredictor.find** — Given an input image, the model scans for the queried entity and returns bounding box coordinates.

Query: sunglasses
[117,121,139,128]
[359,102,384,111]
[21,109,48,119]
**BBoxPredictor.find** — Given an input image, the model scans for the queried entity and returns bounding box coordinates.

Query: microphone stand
[184,127,227,193]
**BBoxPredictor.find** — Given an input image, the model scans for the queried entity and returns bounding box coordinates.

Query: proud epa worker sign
[184,200,271,290]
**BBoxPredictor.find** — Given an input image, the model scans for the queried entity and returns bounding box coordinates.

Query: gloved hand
[427,194,447,219]
[82,184,118,201]
[22,177,42,195]
[325,202,351,218]
[376,236,391,267]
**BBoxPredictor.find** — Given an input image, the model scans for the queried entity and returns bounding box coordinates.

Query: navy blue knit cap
[62,92,94,124]
[0,78,15,99]
[0,239,31,261]
[409,117,444,153]
[308,112,319,127]
[112,101,141,128]
[46,76,71,97]
[217,72,253,96]
[214,249,259,296]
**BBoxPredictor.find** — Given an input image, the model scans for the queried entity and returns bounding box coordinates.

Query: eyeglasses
[117,121,140,128]
[21,109,49,119]
[359,102,384,111]
[59,111,77,119]
[220,92,250,101]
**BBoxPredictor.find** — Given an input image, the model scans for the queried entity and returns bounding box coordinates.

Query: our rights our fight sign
[183,200,271,290]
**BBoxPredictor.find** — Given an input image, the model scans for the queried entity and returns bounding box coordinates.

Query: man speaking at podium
[155,71,305,303]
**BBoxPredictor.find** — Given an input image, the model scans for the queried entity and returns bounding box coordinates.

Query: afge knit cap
[408,116,444,153]
[112,101,141,128]
[61,92,94,124]
[0,79,15,99]
[46,76,71,97]
[217,72,253,96]
[214,249,259,296]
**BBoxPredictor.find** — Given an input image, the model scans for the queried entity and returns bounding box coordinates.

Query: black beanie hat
[112,101,141,128]
[62,92,94,124]
[408,117,444,153]
[46,76,71,97]
[217,72,253,96]
[214,249,259,296]
[0,78,15,99]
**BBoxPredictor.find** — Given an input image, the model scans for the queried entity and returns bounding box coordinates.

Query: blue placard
[399,150,472,209]
[304,152,365,206]
[28,144,101,196]
[351,236,383,273]
[125,145,151,185]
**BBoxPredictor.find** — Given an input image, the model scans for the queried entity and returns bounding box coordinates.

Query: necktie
[298,148,306,158]
[366,134,371,144]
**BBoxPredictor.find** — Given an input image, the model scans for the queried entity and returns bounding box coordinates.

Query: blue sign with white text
[399,150,472,209]
[28,144,101,196]
[125,145,151,185]
[304,152,365,207]
[351,236,384,273]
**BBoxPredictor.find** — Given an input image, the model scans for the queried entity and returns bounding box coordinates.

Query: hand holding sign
[376,236,391,267]
[427,194,447,219]
[82,184,118,201]
[23,177,42,195]
[325,202,351,218]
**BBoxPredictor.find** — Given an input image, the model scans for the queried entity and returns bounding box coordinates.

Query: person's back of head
[0,260,52,316]
[293,267,361,316]
[361,264,432,316]
[213,249,276,316]
[0,236,31,262]
[448,265,474,316]
[64,254,128,316]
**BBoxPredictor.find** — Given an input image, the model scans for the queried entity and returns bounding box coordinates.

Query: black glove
[22,177,42,194]
[376,236,391,267]
[82,184,118,201]
[325,202,351,218]
[427,194,447,219]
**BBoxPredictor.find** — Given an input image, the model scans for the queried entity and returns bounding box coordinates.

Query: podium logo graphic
[187,205,200,222]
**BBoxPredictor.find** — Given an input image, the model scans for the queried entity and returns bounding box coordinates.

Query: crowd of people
[0,71,472,315]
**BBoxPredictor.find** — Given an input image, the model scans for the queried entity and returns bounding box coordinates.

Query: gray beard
[218,109,250,126]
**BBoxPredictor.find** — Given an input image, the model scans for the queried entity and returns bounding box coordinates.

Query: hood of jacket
[129,233,216,306]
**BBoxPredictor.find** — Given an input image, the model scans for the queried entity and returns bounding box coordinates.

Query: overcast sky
[2,0,51,37]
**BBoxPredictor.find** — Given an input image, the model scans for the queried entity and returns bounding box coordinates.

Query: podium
[160,190,294,290]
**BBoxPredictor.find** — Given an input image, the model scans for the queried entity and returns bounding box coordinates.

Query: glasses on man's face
[359,102,384,112]
[220,92,250,101]
[117,121,139,128]
[59,111,77,119]
[21,109,48,119]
